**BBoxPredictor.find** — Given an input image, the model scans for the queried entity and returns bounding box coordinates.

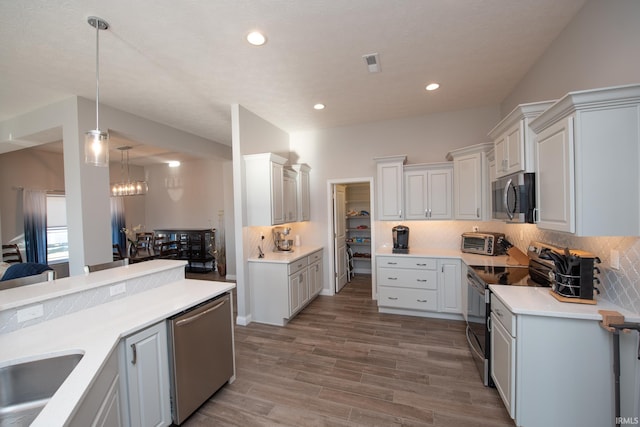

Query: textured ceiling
[0,0,586,156]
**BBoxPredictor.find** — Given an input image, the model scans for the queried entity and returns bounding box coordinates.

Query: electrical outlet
[17,304,44,323]
[610,250,620,270]
[110,282,127,296]
[472,226,479,232]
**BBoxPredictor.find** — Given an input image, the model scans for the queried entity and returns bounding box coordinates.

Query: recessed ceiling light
[247,31,266,46]
[313,103,325,110]
[168,161,181,168]
[425,83,440,91]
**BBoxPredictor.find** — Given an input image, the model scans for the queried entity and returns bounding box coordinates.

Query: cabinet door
[427,168,453,220]
[404,170,428,219]
[298,169,310,221]
[377,160,404,220]
[123,322,171,427]
[535,117,575,233]
[491,316,516,418]
[271,161,285,225]
[437,260,461,313]
[505,121,524,175]
[494,134,507,178]
[288,269,308,316]
[309,259,323,297]
[454,153,483,220]
[283,172,298,223]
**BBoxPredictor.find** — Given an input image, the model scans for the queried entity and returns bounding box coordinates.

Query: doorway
[328,178,375,299]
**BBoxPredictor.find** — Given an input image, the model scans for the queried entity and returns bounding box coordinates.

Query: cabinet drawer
[377,268,437,289]
[378,287,438,311]
[377,256,436,270]
[288,258,308,275]
[308,250,323,264]
[491,294,516,337]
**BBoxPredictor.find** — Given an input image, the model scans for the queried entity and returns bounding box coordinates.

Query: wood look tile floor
[182,275,515,427]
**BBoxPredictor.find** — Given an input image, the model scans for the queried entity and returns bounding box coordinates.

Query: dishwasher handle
[175,298,228,328]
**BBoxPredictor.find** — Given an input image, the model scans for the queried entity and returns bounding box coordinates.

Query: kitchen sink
[0,352,83,426]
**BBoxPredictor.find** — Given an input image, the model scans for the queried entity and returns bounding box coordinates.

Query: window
[46,194,68,262]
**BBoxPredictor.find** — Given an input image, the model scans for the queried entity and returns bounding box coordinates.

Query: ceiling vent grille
[362,53,380,73]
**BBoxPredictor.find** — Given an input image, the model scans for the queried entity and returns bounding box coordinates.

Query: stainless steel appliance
[492,172,535,223]
[461,232,505,256]
[272,226,293,252]
[465,261,540,387]
[168,293,234,424]
[392,225,409,254]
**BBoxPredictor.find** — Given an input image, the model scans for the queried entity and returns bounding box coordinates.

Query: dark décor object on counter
[1,262,53,281]
[392,225,409,254]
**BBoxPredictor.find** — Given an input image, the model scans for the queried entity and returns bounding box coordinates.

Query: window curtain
[23,189,47,263]
[110,196,126,252]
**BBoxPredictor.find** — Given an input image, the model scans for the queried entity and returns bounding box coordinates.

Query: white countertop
[0,259,187,311]
[0,279,235,426]
[489,284,640,322]
[376,247,528,267]
[248,245,323,263]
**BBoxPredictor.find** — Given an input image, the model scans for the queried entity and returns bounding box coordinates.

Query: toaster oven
[461,232,505,256]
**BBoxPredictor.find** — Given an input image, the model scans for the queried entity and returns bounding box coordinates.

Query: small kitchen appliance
[272,226,293,252]
[392,225,409,254]
[461,232,505,256]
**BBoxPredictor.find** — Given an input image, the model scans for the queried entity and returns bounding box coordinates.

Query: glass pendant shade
[85,129,109,166]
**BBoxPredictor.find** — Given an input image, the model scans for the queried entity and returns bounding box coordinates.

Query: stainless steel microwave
[492,172,536,223]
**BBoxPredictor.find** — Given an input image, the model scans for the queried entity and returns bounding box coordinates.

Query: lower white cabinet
[490,293,621,427]
[377,256,461,318]
[250,249,323,326]
[119,322,171,427]
[70,349,123,427]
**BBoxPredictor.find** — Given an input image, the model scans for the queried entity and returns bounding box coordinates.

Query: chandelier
[111,146,148,196]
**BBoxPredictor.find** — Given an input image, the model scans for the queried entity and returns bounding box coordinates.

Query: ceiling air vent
[362,53,380,73]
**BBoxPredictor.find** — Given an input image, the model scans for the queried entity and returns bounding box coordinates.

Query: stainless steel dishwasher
[167,293,234,424]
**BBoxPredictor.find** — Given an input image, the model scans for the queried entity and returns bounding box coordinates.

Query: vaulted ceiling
[1,0,586,157]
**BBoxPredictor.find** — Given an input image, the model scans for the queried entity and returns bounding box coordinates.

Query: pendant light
[111,146,148,196]
[85,16,110,167]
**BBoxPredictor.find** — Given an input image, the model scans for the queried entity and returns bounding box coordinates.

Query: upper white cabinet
[375,155,406,220]
[404,163,453,220]
[244,153,288,226]
[292,164,311,221]
[488,101,556,178]
[447,143,493,220]
[530,84,640,236]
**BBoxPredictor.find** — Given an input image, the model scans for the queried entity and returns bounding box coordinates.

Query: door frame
[326,177,377,299]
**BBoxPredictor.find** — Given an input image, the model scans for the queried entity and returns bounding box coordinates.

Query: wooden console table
[154,228,215,272]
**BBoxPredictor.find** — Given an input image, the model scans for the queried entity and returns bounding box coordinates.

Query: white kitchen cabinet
[490,295,516,419]
[292,164,311,221]
[375,155,406,220]
[69,349,123,427]
[249,249,323,326]
[120,322,171,427]
[530,84,640,236]
[377,255,462,319]
[488,101,555,178]
[447,143,493,220]
[404,163,453,220]
[283,168,298,223]
[437,259,461,314]
[244,153,288,226]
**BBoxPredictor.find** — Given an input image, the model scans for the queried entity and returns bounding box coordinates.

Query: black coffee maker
[392,225,409,254]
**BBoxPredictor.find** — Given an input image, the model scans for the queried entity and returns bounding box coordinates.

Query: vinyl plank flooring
[182,275,514,427]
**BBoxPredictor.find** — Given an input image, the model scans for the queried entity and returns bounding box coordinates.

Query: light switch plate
[17,304,44,323]
[110,282,126,296]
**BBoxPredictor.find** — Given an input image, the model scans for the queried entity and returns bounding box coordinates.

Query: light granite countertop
[247,246,323,263]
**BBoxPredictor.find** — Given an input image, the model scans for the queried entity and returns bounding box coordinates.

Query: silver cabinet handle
[429,209,432,218]
[387,296,398,300]
[416,263,427,266]
[398,209,402,218]
[417,299,428,303]
[425,209,428,218]
[417,279,427,282]
[131,343,137,365]
[495,308,504,317]
[388,277,398,280]
[476,207,480,218]
[387,262,397,265]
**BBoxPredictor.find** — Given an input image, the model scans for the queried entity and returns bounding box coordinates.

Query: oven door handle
[487,314,492,333]
[466,325,485,360]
